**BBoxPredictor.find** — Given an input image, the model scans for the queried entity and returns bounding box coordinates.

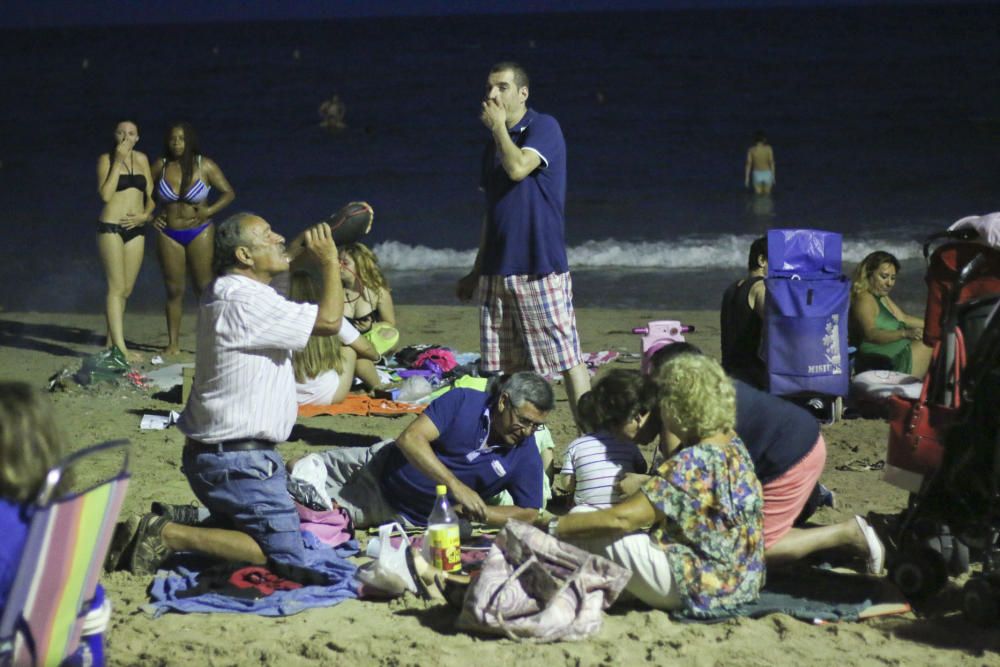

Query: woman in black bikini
[150,122,235,355]
[96,120,155,362]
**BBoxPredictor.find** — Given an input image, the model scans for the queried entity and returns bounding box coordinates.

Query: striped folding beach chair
[0,440,130,667]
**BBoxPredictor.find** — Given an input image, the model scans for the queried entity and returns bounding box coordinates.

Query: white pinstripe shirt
[178,274,318,444]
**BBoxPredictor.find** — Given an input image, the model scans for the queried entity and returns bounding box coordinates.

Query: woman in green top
[849,251,933,377]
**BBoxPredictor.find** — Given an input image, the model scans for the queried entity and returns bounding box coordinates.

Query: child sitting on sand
[555,369,654,508]
[289,271,379,405]
[339,242,400,389]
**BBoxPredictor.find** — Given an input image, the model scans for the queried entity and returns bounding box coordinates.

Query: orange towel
[298,395,426,418]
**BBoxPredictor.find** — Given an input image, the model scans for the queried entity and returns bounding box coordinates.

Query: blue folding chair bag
[765,275,850,397]
[767,229,842,277]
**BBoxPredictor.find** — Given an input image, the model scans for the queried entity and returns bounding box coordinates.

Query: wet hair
[851,251,901,299]
[649,341,704,375]
[289,271,343,381]
[213,211,258,276]
[341,242,389,295]
[106,119,139,178]
[496,371,554,412]
[748,236,768,272]
[161,121,201,197]
[578,369,656,434]
[754,130,768,144]
[0,382,68,503]
[490,61,530,89]
[655,354,735,444]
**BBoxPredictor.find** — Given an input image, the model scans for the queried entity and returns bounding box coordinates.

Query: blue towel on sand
[672,568,894,623]
[145,533,360,617]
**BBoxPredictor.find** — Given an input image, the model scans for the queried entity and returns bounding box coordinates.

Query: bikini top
[116,173,147,192]
[157,156,211,204]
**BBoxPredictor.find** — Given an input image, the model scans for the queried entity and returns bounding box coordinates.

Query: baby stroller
[882,227,1000,625]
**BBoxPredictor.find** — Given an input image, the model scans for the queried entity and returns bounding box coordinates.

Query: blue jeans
[181,445,305,566]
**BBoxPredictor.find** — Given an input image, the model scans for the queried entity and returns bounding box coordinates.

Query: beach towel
[145,532,359,617]
[672,567,909,623]
[298,395,426,418]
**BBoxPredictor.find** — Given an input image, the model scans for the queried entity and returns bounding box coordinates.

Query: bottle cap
[436,484,447,496]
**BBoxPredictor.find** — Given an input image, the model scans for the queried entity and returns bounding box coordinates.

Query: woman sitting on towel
[850,251,933,377]
[339,242,400,388]
[411,355,764,614]
[289,271,379,406]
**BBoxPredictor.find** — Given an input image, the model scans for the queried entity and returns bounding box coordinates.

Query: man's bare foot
[161,345,181,356]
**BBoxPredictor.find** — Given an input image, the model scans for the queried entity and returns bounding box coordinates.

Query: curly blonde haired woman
[339,243,399,388]
[849,251,932,377]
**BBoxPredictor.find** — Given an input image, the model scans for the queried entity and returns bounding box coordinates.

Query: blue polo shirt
[379,389,544,525]
[480,108,569,276]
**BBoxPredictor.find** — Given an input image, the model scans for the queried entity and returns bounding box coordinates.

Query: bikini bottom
[97,221,145,244]
[161,220,212,247]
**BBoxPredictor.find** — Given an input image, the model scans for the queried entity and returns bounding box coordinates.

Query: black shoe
[151,501,202,525]
[104,515,141,572]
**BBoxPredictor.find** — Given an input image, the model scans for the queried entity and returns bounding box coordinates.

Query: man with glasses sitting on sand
[304,371,552,529]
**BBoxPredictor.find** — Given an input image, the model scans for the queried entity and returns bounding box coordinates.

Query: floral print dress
[641,436,765,614]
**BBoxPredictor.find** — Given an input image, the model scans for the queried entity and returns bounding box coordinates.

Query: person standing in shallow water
[151,122,235,355]
[96,120,155,363]
[745,131,775,195]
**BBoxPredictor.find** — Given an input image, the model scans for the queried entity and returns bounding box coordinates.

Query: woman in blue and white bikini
[151,122,235,355]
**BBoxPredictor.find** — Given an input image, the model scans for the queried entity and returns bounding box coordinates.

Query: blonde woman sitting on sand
[850,251,932,378]
[289,271,379,406]
[339,242,400,388]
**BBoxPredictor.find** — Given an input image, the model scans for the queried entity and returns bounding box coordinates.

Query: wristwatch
[547,517,559,536]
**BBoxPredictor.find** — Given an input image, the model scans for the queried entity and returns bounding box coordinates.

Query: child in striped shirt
[556,370,655,508]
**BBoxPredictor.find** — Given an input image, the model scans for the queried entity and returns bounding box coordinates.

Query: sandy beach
[3,304,999,666]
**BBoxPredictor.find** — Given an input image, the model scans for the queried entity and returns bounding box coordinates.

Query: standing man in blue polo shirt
[457,61,591,427]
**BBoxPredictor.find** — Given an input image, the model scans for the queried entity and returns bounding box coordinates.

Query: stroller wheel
[962,578,999,626]
[890,548,947,600]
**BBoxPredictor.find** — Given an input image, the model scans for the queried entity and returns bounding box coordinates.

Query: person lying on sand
[621,343,885,574]
[297,372,551,529]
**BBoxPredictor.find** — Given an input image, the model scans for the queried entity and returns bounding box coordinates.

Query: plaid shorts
[479,272,584,377]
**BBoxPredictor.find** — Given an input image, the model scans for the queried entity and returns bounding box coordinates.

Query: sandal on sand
[405,546,446,603]
[855,515,886,575]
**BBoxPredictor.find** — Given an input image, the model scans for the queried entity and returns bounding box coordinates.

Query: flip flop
[855,515,886,575]
[405,546,446,602]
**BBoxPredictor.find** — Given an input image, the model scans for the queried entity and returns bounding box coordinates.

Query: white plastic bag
[355,522,418,597]
[290,453,333,510]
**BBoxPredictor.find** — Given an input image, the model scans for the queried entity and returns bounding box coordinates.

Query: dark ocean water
[0,3,997,313]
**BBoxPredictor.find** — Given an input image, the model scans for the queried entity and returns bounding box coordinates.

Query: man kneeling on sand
[305,371,551,529]
[107,212,357,575]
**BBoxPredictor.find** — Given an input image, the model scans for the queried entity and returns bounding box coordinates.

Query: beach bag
[455,520,630,642]
[355,522,417,597]
[885,339,963,487]
[767,228,842,277]
[74,347,130,386]
[413,348,458,374]
[764,274,850,397]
